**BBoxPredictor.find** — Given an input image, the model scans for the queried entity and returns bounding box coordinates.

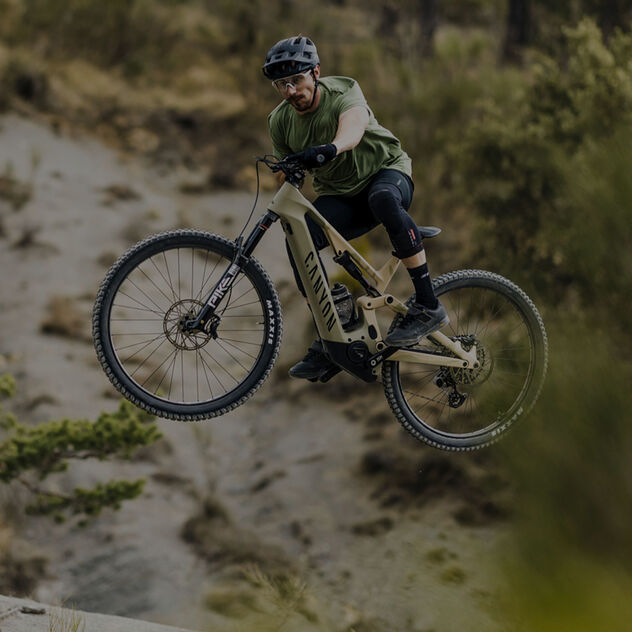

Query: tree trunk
[420,0,438,58]
[503,0,531,63]
[594,0,631,40]
[378,2,400,39]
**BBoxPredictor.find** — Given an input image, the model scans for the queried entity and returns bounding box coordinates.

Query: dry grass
[0,169,32,210]
[10,223,39,248]
[440,565,467,585]
[100,183,142,206]
[40,295,90,342]
[120,216,152,244]
[0,520,48,595]
[96,250,118,268]
[48,605,86,632]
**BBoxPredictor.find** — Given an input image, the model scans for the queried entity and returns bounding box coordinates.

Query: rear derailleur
[433,369,468,409]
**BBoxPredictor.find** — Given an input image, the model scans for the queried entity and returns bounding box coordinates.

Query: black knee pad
[389,226,424,259]
[367,184,402,220]
[368,185,424,259]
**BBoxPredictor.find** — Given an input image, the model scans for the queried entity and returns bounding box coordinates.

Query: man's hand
[286,144,337,169]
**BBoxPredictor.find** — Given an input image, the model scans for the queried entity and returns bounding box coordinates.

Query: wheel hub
[163,299,212,350]
[448,335,493,385]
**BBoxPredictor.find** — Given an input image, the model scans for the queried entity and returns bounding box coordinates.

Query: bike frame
[200,180,478,383]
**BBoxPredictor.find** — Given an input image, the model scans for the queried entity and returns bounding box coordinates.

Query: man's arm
[332,106,370,154]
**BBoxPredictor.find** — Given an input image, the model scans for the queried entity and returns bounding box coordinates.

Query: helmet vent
[262,36,319,80]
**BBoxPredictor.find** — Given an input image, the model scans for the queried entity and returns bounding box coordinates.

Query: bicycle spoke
[197,349,214,398]
[391,278,542,442]
[137,264,175,306]
[213,339,250,371]
[198,349,228,391]
[113,302,164,316]
[200,347,240,385]
[218,337,263,347]
[143,347,179,391]
[162,250,179,303]
[116,290,164,317]
[129,337,169,378]
[102,235,277,410]
[117,332,167,353]
[222,299,263,312]
[149,256,178,304]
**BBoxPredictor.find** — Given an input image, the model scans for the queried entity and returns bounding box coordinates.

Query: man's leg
[285,195,352,298]
[287,195,360,379]
[366,169,448,346]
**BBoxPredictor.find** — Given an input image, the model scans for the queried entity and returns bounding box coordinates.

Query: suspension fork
[184,210,279,331]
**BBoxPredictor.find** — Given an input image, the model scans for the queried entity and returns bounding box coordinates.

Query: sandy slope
[0,593,196,632]
[0,113,509,632]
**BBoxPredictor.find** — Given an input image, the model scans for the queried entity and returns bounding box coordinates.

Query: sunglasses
[272,70,313,93]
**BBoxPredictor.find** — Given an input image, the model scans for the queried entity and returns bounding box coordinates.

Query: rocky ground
[0,113,514,632]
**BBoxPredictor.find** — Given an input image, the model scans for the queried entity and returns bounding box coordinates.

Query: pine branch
[0,378,161,523]
[0,399,161,483]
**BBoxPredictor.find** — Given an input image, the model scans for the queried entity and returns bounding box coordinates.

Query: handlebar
[258,155,306,188]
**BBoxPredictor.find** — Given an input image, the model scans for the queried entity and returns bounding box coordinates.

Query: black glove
[286,144,337,169]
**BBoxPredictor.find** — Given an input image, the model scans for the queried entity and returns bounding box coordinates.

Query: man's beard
[290,94,311,111]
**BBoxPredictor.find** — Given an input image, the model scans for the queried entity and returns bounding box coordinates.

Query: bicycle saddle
[418,226,441,239]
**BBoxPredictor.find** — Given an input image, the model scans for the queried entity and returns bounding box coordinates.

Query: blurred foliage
[458,18,632,302]
[0,377,161,524]
[498,323,632,631]
[0,1,631,627]
[531,0,632,51]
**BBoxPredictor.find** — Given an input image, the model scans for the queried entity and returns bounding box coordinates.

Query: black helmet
[262,36,319,80]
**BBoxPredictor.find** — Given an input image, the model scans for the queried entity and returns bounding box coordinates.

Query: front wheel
[383,270,548,450]
[93,230,282,420]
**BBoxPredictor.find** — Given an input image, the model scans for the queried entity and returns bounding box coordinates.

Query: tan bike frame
[267,182,478,380]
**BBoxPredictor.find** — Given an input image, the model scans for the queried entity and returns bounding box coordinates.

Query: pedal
[318,366,342,383]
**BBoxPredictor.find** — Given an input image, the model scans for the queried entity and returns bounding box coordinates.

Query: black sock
[407,263,438,309]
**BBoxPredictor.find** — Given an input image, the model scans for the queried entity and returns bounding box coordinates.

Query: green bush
[498,323,632,631]
[0,376,162,524]
[14,0,178,74]
[458,19,632,299]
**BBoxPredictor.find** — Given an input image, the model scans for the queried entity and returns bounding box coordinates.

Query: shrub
[458,19,632,299]
[0,376,162,524]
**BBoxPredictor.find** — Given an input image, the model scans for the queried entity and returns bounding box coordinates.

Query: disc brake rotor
[163,299,212,350]
[446,334,493,386]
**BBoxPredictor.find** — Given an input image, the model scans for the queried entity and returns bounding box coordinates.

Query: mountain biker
[263,35,448,380]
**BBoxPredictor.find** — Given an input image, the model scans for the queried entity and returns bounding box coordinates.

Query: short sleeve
[268,111,293,159]
[333,80,369,118]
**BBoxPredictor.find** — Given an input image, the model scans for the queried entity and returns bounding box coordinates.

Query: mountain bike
[93,157,548,451]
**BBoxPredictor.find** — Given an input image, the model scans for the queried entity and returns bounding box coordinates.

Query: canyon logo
[304,251,337,332]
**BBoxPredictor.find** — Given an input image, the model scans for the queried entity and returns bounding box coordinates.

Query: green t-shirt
[267,76,412,197]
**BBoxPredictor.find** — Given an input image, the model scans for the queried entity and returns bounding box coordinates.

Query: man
[263,35,448,380]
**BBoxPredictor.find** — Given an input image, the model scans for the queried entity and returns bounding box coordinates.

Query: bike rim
[395,285,537,439]
[106,245,267,406]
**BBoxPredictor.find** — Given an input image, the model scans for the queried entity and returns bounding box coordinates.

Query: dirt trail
[0,113,508,632]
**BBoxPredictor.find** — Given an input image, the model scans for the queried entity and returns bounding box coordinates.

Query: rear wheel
[93,230,282,420]
[383,270,547,450]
